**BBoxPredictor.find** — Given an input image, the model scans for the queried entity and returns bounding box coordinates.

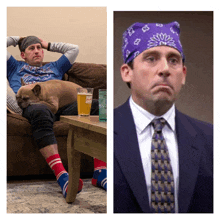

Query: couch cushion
[67,62,106,99]
[7,114,70,136]
[7,114,31,136]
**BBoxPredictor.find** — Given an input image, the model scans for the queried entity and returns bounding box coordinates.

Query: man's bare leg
[39,144,58,159]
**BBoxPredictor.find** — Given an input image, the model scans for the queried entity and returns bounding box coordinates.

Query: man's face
[121,46,187,113]
[21,43,44,67]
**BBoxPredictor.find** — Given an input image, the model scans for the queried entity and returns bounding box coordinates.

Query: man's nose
[158,59,170,77]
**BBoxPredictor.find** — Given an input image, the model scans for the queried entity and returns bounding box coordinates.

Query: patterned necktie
[151,118,175,213]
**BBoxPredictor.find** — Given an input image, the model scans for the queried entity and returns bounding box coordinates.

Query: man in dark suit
[114,21,213,213]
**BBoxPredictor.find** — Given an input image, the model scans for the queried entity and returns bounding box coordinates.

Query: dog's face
[16,84,41,109]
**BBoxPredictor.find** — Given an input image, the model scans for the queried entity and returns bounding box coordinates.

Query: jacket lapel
[175,109,201,213]
[114,100,151,212]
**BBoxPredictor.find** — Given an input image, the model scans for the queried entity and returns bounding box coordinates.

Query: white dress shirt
[129,96,179,213]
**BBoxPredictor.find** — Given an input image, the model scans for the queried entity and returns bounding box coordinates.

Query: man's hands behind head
[38,38,48,50]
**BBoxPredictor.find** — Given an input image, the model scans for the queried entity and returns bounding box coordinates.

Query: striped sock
[46,154,67,180]
[93,158,107,171]
[46,154,83,197]
[57,173,83,197]
[92,158,107,191]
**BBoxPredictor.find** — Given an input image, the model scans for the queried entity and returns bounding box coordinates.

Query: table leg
[66,127,81,203]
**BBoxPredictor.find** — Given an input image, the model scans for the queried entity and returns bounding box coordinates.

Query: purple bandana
[122,21,185,63]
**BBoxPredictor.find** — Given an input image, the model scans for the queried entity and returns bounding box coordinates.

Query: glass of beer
[77,88,94,116]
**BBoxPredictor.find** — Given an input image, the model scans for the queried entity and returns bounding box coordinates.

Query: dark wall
[114,11,213,124]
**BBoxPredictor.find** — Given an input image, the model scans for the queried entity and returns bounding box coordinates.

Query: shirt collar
[129,96,176,134]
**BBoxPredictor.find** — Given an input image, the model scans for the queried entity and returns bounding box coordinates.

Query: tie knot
[152,118,166,132]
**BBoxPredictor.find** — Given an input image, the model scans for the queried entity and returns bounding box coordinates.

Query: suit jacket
[114,99,213,213]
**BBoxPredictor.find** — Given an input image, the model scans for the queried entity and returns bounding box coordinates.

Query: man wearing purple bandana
[114,22,213,213]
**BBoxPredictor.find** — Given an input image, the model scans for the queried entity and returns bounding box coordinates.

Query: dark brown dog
[16,79,82,114]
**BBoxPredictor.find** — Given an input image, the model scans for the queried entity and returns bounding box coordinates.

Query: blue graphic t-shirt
[7,55,72,94]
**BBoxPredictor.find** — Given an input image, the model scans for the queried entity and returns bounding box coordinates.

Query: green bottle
[99,89,107,121]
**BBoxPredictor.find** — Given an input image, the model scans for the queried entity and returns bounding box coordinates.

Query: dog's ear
[21,78,26,86]
[32,84,41,96]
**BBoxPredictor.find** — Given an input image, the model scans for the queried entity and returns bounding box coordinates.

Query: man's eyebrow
[141,50,159,58]
[167,51,182,58]
[141,50,181,58]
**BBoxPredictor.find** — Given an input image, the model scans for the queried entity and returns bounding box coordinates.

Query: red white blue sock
[92,158,107,191]
[57,173,83,197]
[46,154,83,197]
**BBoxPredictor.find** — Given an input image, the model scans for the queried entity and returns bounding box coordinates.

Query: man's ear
[20,52,25,60]
[182,65,187,85]
[32,84,41,96]
[120,63,132,84]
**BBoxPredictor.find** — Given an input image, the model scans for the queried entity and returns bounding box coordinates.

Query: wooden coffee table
[60,115,107,203]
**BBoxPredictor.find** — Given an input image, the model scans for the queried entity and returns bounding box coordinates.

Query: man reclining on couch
[7,36,107,198]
